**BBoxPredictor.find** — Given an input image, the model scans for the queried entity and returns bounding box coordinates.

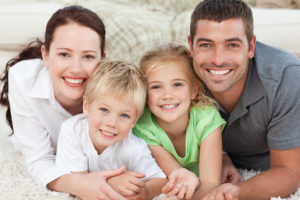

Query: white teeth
[161,104,177,109]
[209,69,231,75]
[101,130,115,136]
[64,78,84,84]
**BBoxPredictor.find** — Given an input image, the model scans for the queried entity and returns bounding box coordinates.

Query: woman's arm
[48,168,128,200]
[192,126,222,199]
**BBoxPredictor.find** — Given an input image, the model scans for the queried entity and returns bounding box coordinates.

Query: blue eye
[99,107,108,113]
[120,114,129,119]
[199,43,211,48]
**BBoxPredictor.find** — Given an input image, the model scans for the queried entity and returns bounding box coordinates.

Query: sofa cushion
[0,2,63,50]
[76,1,173,65]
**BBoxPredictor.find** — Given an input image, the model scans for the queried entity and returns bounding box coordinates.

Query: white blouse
[8,58,71,187]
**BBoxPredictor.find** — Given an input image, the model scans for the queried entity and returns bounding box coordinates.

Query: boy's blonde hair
[140,43,215,108]
[84,60,147,117]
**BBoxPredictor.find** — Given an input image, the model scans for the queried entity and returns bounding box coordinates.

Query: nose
[211,46,226,66]
[103,113,117,128]
[70,56,82,73]
[161,87,174,100]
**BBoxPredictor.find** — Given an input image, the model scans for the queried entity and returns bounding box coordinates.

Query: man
[188,0,300,199]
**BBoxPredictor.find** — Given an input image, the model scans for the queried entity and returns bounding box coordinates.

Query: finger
[166,183,183,198]
[127,171,146,178]
[231,174,241,184]
[224,193,234,200]
[184,184,194,200]
[129,177,145,188]
[101,166,127,179]
[104,185,128,200]
[216,192,226,200]
[126,182,142,193]
[162,179,176,194]
[177,183,187,199]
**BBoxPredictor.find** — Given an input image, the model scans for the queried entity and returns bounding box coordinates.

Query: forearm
[238,167,299,200]
[192,181,219,200]
[47,173,84,196]
[144,178,167,200]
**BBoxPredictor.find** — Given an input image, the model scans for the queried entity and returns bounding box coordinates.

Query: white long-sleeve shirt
[8,58,71,187]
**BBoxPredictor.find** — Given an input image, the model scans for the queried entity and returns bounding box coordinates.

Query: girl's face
[42,23,102,108]
[147,60,198,125]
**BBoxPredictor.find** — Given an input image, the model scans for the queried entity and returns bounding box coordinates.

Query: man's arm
[237,147,300,200]
[202,147,300,200]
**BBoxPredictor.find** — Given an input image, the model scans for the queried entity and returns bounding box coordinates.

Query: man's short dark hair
[190,0,253,45]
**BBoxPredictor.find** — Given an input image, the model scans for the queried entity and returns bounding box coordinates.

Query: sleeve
[195,107,226,143]
[8,68,69,187]
[125,135,166,181]
[132,108,162,146]
[267,66,300,150]
[55,119,88,172]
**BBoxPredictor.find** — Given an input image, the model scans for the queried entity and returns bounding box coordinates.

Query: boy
[56,60,166,199]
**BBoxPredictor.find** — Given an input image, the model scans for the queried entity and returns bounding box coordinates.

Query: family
[1,0,300,199]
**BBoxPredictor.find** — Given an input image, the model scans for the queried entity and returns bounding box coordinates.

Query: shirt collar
[226,59,265,125]
[28,63,51,99]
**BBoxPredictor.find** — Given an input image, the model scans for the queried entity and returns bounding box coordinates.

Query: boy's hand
[108,171,145,197]
[162,168,199,200]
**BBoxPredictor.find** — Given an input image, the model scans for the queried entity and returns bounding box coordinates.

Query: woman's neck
[56,95,83,115]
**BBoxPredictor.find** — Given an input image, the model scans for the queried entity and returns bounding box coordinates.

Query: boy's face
[83,94,138,154]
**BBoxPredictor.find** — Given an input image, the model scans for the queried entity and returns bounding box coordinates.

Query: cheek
[147,91,157,107]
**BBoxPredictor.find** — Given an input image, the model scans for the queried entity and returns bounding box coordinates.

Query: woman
[0,5,127,200]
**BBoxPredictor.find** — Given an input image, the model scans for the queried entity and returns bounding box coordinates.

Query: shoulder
[61,114,88,138]
[254,41,300,82]
[9,58,44,78]
[8,58,46,90]
[117,131,149,153]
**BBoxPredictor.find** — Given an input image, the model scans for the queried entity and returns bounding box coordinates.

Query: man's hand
[222,154,241,184]
[162,168,199,200]
[201,183,239,200]
[108,171,145,197]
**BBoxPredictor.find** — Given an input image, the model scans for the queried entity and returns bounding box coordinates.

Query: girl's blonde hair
[84,60,147,117]
[140,43,215,108]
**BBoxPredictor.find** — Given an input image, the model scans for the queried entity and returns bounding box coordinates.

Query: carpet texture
[0,107,299,200]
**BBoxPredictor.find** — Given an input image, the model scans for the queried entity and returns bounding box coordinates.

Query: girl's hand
[162,168,199,200]
[108,171,145,197]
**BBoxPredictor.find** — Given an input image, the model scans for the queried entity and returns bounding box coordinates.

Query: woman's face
[42,23,102,108]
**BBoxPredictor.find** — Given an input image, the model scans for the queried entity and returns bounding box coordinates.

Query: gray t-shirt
[218,42,300,171]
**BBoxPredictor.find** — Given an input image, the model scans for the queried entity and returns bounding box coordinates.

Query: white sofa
[1,1,300,200]
[1,0,300,71]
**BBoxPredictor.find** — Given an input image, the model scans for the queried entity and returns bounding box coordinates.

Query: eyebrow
[196,37,243,44]
[56,48,98,53]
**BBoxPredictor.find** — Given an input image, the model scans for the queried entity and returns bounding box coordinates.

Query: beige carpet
[0,106,299,200]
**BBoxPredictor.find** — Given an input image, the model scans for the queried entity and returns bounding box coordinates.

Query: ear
[188,35,194,57]
[83,96,89,115]
[248,35,256,59]
[41,45,49,67]
[191,82,200,100]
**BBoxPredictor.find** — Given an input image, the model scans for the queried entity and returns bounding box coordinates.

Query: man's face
[189,18,256,96]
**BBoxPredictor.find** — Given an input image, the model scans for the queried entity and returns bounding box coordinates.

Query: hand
[201,183,239,200]
[79,166,128,200]
[221,154,241,184]
[162,168,199,200]
[108,171,145,197]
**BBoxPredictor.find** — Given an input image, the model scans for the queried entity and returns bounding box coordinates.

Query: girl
[133,43,226,199]
[0,5,126,200]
